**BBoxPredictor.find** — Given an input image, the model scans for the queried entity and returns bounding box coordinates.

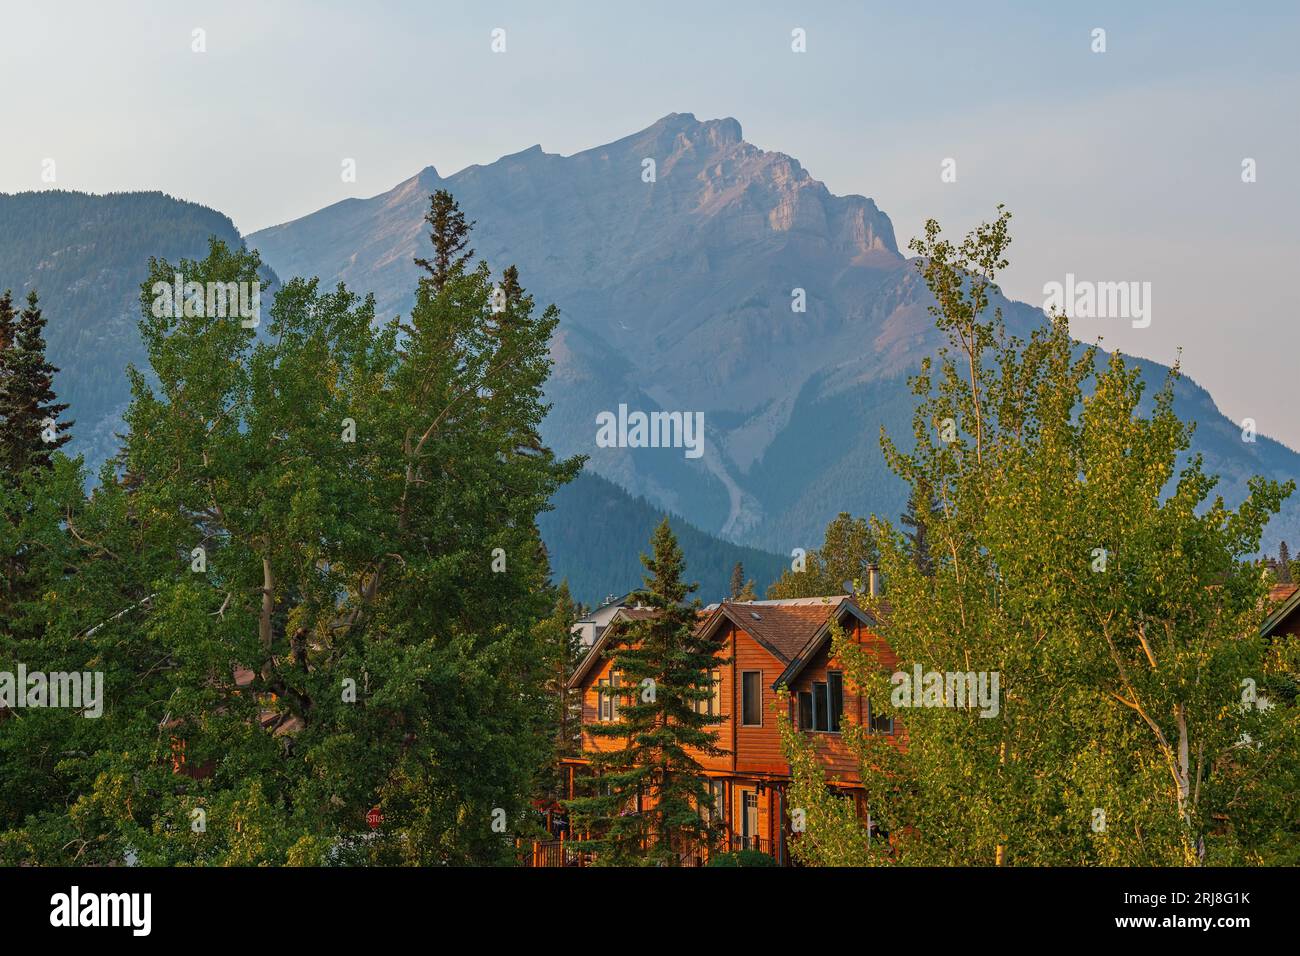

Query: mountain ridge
[248,112,1300,555]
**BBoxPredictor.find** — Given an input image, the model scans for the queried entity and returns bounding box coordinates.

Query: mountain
[0,190,276,468]
[249,113,1300,554]
[540,471,787,607]
[0,187,782,600]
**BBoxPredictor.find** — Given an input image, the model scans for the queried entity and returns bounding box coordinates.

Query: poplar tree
[782,207,1300,866]
[569,519,728,864]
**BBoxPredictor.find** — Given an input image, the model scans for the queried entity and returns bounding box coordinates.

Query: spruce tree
[535,580,584,799]
[730,561,744,599]
[0,290,71,475]
[1279,542,1293,584]
[0,291,19,481]
[414,189,475,291]
[569,519,729,864]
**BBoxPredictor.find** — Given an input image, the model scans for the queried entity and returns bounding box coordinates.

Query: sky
[2,0,1298,447]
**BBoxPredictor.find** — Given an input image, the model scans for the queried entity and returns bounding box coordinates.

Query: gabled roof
[770,598,879,689]
[568,606,662,689]
[702,598,852,664]
[1260,584,1300,639]
[565,596,869,691]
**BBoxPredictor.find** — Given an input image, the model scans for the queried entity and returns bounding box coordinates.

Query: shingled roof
[568,595,880,690]
[711,598,849,662]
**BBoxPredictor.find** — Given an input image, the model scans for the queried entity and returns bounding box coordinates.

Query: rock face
[249,114,1300,554]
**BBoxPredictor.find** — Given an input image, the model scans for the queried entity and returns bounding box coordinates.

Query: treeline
[539,469,786,606]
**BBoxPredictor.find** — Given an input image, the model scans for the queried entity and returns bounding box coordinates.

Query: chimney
[866,564,880,598]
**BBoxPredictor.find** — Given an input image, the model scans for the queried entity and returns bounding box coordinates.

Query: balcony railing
[729,834,773,856]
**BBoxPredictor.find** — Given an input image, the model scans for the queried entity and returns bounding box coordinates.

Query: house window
[828,671,843,733]
[798,691,813,730]
[597,670,622,722]
[693,669,722,716]
[741,671,762,726]
[807,672,845,732]
[597,676,611,721]
[867,698,893,735]
[699,780,725,822]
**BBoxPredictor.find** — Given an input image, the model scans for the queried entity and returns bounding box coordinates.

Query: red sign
[366,806,383,830]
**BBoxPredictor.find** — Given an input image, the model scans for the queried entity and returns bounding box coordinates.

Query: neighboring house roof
[1261,584,1300,639]
[567,595,877,691]
[703,598,849,663]
[568,606,660,688]
[770,598,880,689]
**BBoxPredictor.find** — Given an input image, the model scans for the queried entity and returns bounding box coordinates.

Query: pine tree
[414,189,475,291]
[569,519,729,865]
[0,290,71,476]
[0,291,20,481]
[535,580,584,798]
[0,290,15,355]
[1279,542,1293,584]
[730,561,744,600]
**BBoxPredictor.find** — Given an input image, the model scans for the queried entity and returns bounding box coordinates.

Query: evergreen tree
[767,512,877,598]
[569,519,729,865]
[1279,542,1292,584]
[0,291,72,474]
[0,218,581,864]
[535,580,584,799]
[414,189,475,292]
[0,290,15,358]
[730,561,744,600]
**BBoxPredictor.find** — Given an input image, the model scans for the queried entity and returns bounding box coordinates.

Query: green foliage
[767,511,877,599]
[783,206,1300,866]
[706,848,778,867]
[535,580,584,799]
[0,190,267,468]
[0,289,71,473]
[777,690,874,867]
[0,191,581,864]
[568,519,729,865]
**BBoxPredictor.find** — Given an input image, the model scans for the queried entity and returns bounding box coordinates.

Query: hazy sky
[3,1,1297,447]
